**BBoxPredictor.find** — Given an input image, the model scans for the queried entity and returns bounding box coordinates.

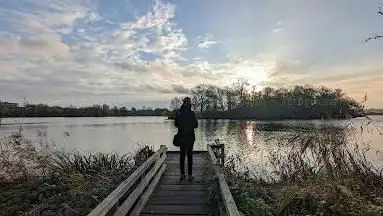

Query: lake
[1,116,383,172]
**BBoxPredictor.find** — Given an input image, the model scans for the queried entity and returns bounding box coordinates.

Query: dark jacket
[175,105,198,141]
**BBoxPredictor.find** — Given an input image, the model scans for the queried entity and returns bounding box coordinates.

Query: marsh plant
[207,120,383,216]
[0,132,154,216]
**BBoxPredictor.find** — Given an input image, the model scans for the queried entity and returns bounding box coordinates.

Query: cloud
[171,84,190,94]
[272,21,286,34]
[273,28,285,33]
[0,34,70,58]
[107,0,187,62]
[197,34,217,49]
[1,0,380,108]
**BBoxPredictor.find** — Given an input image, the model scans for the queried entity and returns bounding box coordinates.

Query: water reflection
[1,116,382,173]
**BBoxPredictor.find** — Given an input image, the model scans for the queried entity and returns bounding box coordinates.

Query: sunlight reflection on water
[1,116,382,174]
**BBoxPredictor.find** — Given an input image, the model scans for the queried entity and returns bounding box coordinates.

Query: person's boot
[180,174,186,181]
[188,175,193,182]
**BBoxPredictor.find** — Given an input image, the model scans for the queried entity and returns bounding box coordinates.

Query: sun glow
[236,65,269,88]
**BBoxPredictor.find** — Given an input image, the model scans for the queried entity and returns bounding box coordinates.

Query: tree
[225,86,236,112]
[170,97,182,111]
[178,82,363,119]
[191,85,210,112]
[119,107,128,115]
[366,7,383,42]
[112,106,119,116]
[232,79,249,106]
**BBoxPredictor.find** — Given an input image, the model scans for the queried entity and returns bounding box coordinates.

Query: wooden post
[213,139,225,166]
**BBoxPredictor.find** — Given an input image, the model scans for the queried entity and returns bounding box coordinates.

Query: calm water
[1,116,382,170]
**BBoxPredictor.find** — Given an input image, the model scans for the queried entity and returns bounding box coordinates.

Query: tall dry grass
[0,132,154,216]
[208,119,383,216]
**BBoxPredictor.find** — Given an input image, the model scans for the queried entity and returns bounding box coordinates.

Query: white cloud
[272,20,286,34]
[273,28,285,33]
[197,34,217,49]
[8,0,380,107]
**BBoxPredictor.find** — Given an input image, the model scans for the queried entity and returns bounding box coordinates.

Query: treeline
[0,102,170,117]
[170,80,364,119]
[364,108,383,115]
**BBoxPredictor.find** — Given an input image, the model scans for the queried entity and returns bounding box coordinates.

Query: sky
[0,0,382,108]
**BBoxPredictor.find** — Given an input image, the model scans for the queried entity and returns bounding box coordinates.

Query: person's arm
[192,111,198,128]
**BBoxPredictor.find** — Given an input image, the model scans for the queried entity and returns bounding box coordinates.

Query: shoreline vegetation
[0,132,154,216]
[1,82,379,121]
[365,108,383,115]
[0,101,171,118]
[170,82,366,120]
[207,122,383,216]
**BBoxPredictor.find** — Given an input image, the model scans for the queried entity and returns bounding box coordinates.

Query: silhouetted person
[175,97,198,181]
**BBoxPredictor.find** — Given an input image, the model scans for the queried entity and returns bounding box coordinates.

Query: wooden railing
[88,145,167,216]
[207,140,241,216]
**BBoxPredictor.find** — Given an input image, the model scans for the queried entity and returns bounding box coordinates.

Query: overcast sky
[0,0,382,108]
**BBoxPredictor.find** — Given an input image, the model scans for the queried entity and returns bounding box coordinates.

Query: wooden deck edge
[113,154,167,216]
[87,145,167,216]
[130,164,167,216]
[207,144,241,216]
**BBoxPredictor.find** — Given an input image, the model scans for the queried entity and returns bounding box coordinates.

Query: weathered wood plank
[148,196,206,205]
[88,145,167,216]
[138,151,209,215]
[150,190,205,197]
[130,164,167,216]
[141,214,207,216]
[163,172,204,176]
[141,204,208,215]
[207,145,241,216]
[155,184,205,191]
[113,154,167,216]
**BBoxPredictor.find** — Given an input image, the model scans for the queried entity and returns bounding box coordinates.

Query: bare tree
[365,7,383,42]
[170,97,182,111]
[232,79,249,105]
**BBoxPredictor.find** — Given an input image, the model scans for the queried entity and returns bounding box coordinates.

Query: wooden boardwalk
[88,144,241,216]
[140,152,209,215]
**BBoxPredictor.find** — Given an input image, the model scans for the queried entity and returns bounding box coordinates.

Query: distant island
[0,101,170,118]
[169,82,366,120]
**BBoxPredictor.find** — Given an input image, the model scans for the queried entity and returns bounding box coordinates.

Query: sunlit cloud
[0,0,382,108]
[197,34,217,49]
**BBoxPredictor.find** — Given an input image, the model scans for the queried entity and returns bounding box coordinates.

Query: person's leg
[187,141,194,177]
[180,144,186,179]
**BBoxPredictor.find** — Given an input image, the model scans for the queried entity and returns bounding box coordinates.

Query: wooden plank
[166,158,206,161]
[148,196,206,205]
[88,145,167,216]
[141,214,207,216]
[113,154,167,216]
[164,172,204,176]
[155,184,205,191]
[207,145,241,216]
[150,190,205,197]
[130,164,167,216]
[139,151,209,216]
[160,175,204,184]
[167,150,207,154]
[141,204,208,215]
